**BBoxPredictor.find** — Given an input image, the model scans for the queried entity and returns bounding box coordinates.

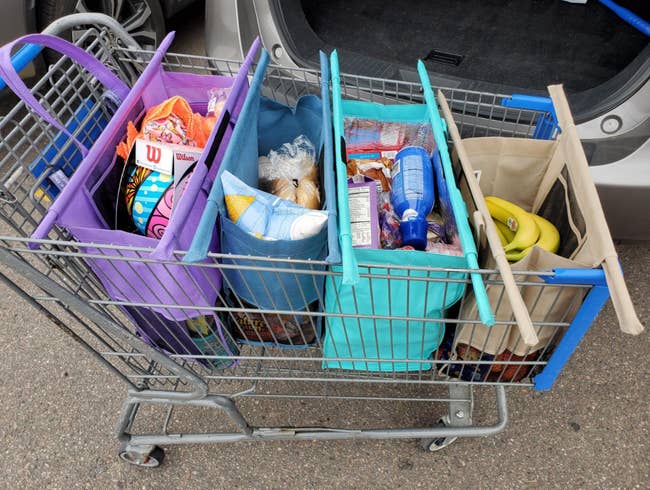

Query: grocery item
[116,95,212,161]
[222,170,328,241]
[347,157,392,192]
[485,196,540,253]
[378,192,402,249]
[486,195,561,262]
[390,146,435,250]
[437,340,539,382]
[494,223,508,246]
[258,135,320,209]
[219,292,318,345]
[343,118,435,154]
[505,214,560,262]
[494,219,515,245]
[296,179,320,210]
[348,176,380,248]
[186,315,239,370]
[124,165,174,237]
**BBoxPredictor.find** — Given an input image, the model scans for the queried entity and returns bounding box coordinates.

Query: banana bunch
[485,196,560,262]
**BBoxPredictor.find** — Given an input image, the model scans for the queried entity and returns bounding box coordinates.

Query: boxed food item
[347,176,380,248]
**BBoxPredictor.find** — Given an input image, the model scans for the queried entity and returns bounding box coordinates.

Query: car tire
[36,0,165,49]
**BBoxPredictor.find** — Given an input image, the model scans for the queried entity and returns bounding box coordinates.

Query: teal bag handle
[330,50,359,285]
[417,61,494,327]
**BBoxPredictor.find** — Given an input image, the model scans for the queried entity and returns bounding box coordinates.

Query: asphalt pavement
[0,6,648,489]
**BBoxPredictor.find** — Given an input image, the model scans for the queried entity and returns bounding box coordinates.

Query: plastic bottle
[390,146,435,250]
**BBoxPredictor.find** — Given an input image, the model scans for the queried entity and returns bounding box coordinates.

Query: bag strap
[417,62,494,327]
[548,85,644,336]
[438,90,541,346]
[184,49,271,263]
[30,32,176,243]
[0,33,131,156]
[330,50,359,284]
[319,50,341,264]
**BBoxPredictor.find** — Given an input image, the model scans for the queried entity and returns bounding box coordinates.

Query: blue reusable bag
[322,51,494,372]
[186,51,339,345]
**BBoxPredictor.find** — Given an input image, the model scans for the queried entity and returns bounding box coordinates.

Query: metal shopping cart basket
[0,15,642,467]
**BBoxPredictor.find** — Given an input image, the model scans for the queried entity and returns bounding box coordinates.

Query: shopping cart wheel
[118,443,165,468]
[420,416,458,452]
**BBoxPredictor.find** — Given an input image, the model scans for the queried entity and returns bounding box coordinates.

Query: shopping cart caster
[118,442,165,468]
[420,416,458,452]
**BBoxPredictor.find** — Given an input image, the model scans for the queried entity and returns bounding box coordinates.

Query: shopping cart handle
[0,43,43,92]
[501,94,555,114]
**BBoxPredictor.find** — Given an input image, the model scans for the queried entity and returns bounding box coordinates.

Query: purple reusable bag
[0,32,259,356]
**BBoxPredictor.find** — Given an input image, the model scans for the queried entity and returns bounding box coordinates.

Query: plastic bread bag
[221,170,327,241]
[259,135,318,186]
[258,135,320,209]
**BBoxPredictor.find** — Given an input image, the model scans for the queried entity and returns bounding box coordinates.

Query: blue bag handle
[417,61,494,326]
[329,50,359,284]
[319,51,341,264]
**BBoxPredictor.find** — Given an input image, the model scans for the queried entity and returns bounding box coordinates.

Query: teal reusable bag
[323,51,493,371]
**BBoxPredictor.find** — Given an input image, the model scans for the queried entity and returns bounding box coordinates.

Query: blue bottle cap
[399,218,428,250]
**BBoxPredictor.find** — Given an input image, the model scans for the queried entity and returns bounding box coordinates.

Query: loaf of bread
[271,178,297,202]
[296,179,320,210]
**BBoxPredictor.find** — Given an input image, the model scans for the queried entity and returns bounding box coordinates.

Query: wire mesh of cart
[0,15,641,467]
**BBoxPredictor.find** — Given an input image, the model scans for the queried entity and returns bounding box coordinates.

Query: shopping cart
[0,15,641,467]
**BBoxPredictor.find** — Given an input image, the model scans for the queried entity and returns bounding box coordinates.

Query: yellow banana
[494,224,508,246]
[485,196,539,252]
[505,213,560,262]
[532,214,560,254]
[505,248,529,262]
[494,220,515,244]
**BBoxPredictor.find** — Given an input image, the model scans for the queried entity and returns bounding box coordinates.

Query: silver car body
[206,0,649,240]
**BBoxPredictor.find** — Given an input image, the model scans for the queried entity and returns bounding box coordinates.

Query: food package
[268,177,320,210]
[343,118,435,154]
[347,176,380,248]
[222,170,327,241]
[258,135,320,209]
[347,157,392,192]
[116,95,213,160]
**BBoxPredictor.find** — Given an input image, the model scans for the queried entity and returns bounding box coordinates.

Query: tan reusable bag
[438,85,643,357]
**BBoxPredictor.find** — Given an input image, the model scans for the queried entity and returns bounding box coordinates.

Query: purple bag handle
[152,37,262,259]
[0,33,131,156]
[31,32,176,244]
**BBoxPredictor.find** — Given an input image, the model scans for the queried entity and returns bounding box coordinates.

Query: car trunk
[274,0,649,121]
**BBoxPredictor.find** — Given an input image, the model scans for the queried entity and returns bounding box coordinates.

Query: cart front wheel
[118,443,165,468]
[420,417,458,452]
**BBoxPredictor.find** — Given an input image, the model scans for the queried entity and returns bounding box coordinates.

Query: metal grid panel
[0,235,589,398]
